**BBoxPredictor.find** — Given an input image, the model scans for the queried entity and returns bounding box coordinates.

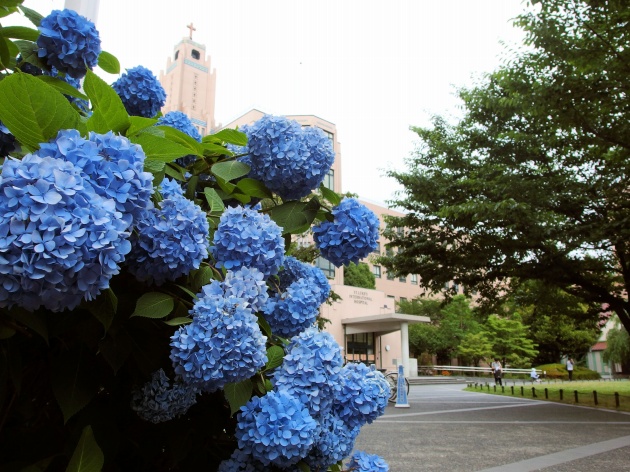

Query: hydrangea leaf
[5,307,48,343]
[156,125,204,155]
[0,25,40,41]
[202,142,233,156]
[211,161,250,182]
[236,178,273,199]
[98,329,133,374]
[131,292,175,319]
[264,345,284,371]
[66,425,104,472]
[51,348,99,424]
[126,116,158,137]
[224,378,253,416]
[0,72,83,149]
[0,34,11,68]
[96,50,120,74]
[210,128,248,146]
[83,69,130,133]
[84,288,117,333]
[17,5,43,26]
[296,463,310,472]
[36,75,89,101]
[256,313,273,338]
[190,266,216,292]
[14,39,47,70]
[163,317,192,327]
[270,201,319,235]
[131,133,192,162]
[319,183,342,206]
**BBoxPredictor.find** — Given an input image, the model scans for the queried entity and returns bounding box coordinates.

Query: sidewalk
[353,383,630,471]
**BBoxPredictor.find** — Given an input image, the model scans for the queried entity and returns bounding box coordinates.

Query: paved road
[353,382,630,471]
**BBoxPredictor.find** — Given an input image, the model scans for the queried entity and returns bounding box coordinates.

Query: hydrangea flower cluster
[204,267,269,313]
[218,449,267,472]
[170,295,267,392]
[0,122,16,158]
[235,390,318,468]
[305,414,359,471]
[112,65,166,118]
[211,205,284,278]
[157,111,202,142]
[346,451,390,472]
[278,256,331,305]
[240,115,335,200]
[333,363,391,430]
[272,327,342,417]
[0,154,130,312]
[130,369,197,424]
[126,179,209,285]
[37,130,154,228]
[312,197,380,267]
[263,277,322,338]
[37,9,101,79]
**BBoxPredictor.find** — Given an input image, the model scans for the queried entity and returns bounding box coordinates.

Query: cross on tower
[187,22,196,40]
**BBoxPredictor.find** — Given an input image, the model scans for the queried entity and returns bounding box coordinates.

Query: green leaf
[51,348,98,424]
[236,178,273,199]
[163,317,193,327]
[157,125,204,156]
[14,39,47,70]
[19,457,54,472]
[204,187,226,215]
[126,116,157,137]
[190,265,216,292]
[66,425,104,472]
[98,329,132,374]
[5,307,48,343]
[264,345,285,371]
[296,462,311,472]
[84,69,130,133]
[36,75,89,101]
[0,72,84,150]
[18,4,43,26]
[270,201,319,234]
[202,142,233,156]
[84,289,117,333]
[131,292,175,319]
[319,183,342,206]
[210,128,248,146]
[97,50,120,74]
[131,133,192,162]
[0,34,11,68]
[224,379,253,416]
[256,313,273,338]
[0,25,39,41]
[211,161,250,182]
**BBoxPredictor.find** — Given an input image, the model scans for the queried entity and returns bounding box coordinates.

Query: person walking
[567,358,574,381]
[491,358,503,386]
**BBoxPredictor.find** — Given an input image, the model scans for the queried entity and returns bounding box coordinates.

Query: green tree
[484,315,539,368]
[603,319,630,369]
[457,332,494,367]
[343,262,376,289]
[379,0,630,333]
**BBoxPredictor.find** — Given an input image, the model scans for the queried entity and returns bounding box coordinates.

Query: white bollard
[395,364,410,408]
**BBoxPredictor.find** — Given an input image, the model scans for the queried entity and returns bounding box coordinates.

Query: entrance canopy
[341,313,429,336]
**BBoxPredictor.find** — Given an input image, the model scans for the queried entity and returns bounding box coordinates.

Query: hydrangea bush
[0,4,387,471]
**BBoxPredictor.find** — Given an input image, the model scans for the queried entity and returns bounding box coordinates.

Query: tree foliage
[603,323,630,367]
[483,315,539,368]
[343,262,376,289]
[379,0,630,333]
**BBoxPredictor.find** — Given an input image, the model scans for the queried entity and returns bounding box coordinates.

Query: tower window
[191,49,200,60]
[174,50,179,60]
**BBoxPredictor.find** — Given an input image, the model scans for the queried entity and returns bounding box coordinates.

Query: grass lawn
[465,379,630,412]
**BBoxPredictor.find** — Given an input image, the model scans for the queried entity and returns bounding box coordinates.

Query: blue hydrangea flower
[112,65,166,118]
[44,67,90,113]
[204,267,269,313]
[312,198,380,267]
[241,115,335,200]
[279,256,330,305]
[0,154,131,312]
[346,451,389,472]
[126,179,209,285]
[170,296,267,392]
[0,122,16,158]
[37,129,154,228]
[333,363,391,430]
[211,205,284,278]
[273,327,343,417]
[235,390,318,468]
[37,9,101,79]
[305,414,359,471]
[157,111,202,142]
[218,449,267,472]
[130,369,197,424]
[263,278,322,338]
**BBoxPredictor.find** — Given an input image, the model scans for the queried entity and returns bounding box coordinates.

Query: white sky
[30,0,528,206]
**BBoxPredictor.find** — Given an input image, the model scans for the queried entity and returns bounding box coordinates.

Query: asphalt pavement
[353,382,630,471]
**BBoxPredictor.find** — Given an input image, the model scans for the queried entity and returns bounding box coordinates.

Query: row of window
[371,265,418,284]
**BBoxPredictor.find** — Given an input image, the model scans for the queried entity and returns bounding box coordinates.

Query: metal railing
[419,365,542,376]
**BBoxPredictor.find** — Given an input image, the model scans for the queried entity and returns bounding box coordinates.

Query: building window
[316,256,335,279]
[323,169,334,191]
[345,332,374,364]
[444,281,450,290]
[399,276,406,283]
[373,242,380,254]
[411,274,418,285]
[372,265,381,278]
[386,271,395,281]
[453,283,460,293]
[385,247,394,257]
[174,50,180,60]
[323,130,334,141]
[191,49,200,60]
